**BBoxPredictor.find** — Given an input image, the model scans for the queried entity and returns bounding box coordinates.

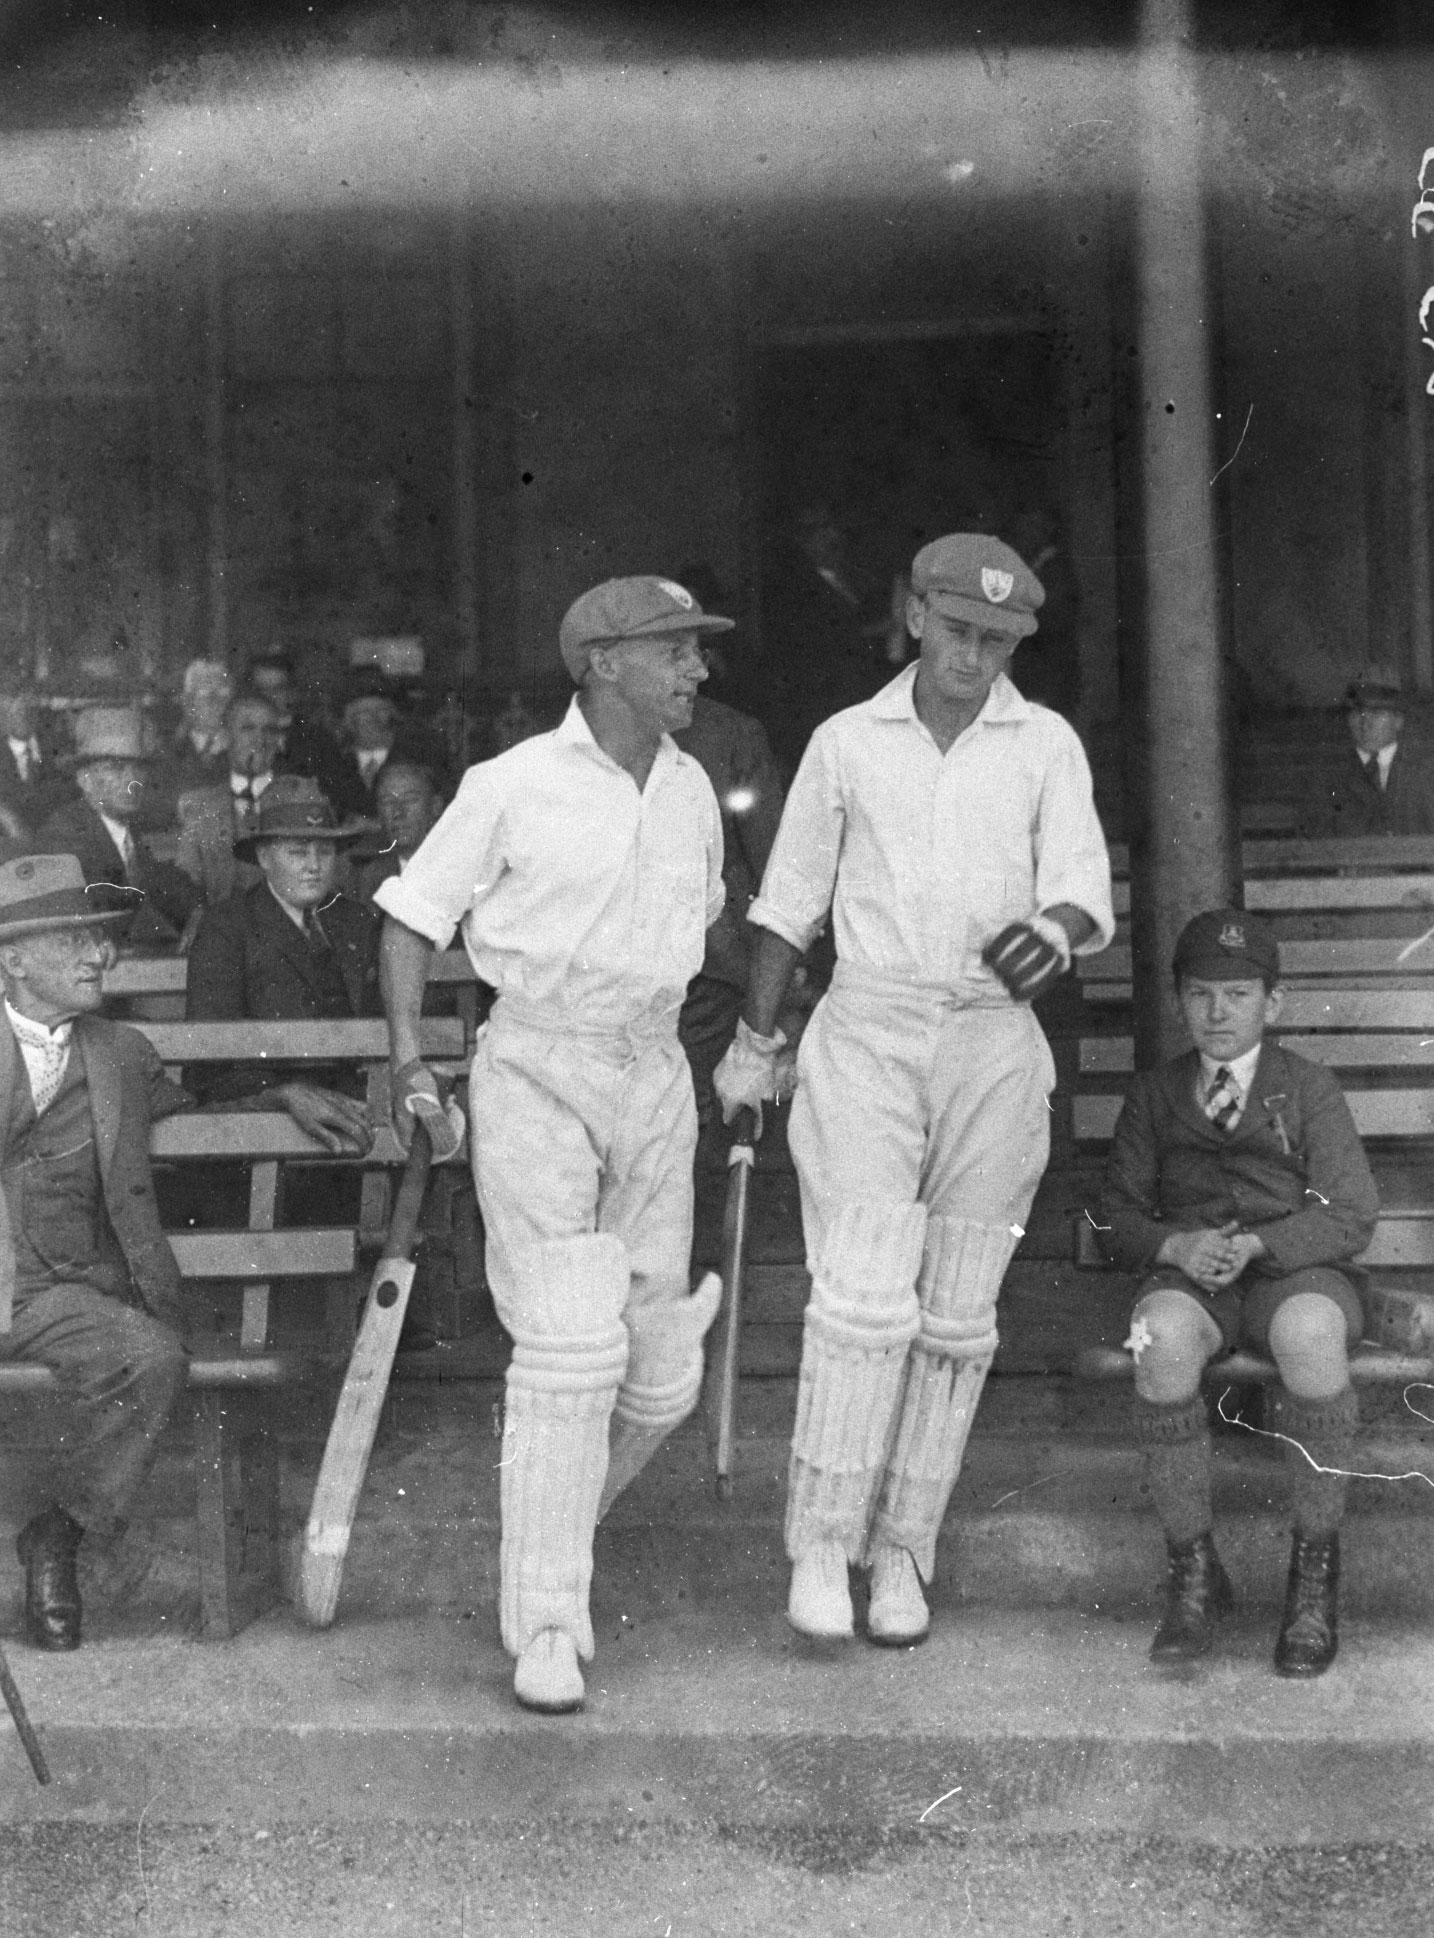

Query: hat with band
[558,576,735,681]
[0,852,139,940]
[232,780,369,861]
[1172,908,1280,984]
[910,534,1044,639]
[1344,665,1406,710]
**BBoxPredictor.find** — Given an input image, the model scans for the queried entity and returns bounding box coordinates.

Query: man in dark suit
[36,707,202,952]
[247,650,351,811]
[1299,666,1434,837]
[0,686,70,841]
[0,852,189,1650]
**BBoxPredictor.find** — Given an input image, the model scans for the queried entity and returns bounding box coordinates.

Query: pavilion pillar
[1127,0,1239,1062]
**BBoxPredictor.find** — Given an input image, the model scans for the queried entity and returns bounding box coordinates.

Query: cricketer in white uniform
[376,576,730,1714]
[716,533,1114,1646]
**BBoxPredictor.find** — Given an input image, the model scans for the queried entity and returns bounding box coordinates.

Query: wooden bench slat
[1080,1034,1434,1075]
[138,1018,464,1061]
[168,1229,357,1279]
[1103,837,1434,878]
[105,948,477,999]
[150,1114,406,1162]
[1073,1213,1434,1271]
[1073,1344,1434,1385]
[1073,1089,1434,1143]
[0,1354,326,1394]
[1081,938,1434,983]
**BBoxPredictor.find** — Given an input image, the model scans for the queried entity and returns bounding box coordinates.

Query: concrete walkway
[2,1377,1433,1840]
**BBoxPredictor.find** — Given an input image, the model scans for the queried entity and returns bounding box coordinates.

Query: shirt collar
[1198,1042,1262,1094]
[4,999,73,1049]
[869,663,1033,727]
[97,808,131,854]
[558,696,680,783]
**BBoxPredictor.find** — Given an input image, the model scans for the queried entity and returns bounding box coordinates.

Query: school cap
[1172,908,1281,983]
[557,577,735,681]
[909,535,1044,639]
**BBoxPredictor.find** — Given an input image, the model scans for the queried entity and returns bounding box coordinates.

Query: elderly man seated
[0,853,189,1651]
[36,707,201,952]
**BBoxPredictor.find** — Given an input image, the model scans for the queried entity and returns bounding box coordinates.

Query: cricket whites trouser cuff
[784,1201,926,1566]
[499,1233,631,1662]
[868,1215,1013,1581]
[597,1272,723,1521]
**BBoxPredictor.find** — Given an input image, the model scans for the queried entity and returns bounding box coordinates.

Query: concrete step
[4,1377,1434,1838]
[6,1377,1434,1637]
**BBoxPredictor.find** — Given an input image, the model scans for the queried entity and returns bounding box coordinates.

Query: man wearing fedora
[0,853,190,1650]
[36,706,201,952]
[377,574,729,1714]
[182,778,377,1156]
[1299,665,1434,838]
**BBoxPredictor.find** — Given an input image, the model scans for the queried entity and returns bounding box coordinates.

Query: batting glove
[713,1018,789,1137]
[392,1058,467,1164]
[982,914,1072,1004]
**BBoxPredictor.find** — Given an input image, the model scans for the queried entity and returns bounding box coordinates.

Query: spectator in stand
[331,670,449,818]
[247,649,350,809]
[0,685,69,842]
[37,708,201,953]
[355,759,446,902]
[167,659,233,785]
[1299,666,1434,838]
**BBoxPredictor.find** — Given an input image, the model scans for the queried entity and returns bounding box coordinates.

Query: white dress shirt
[1358,744,1397,790]
[96,809,137,875]
[375,698,724,1029]
[749,665,1114,991]
[5,1000,73,1114]
[7,735,39,783]
[1197,1041,1261,1130]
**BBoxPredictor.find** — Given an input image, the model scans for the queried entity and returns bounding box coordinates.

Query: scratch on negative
[1216,1388,1434,1486]
[989,1473,1057,1511]
[1083,1209,1112,1230]
[919,1785,963,1822]
[1304,1189,1329,1204]
[1209,403,1254,488]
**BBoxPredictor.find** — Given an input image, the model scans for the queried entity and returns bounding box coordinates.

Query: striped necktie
[1204,1065,1241,1132]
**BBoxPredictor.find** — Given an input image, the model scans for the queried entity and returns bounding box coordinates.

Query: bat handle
[0,1646,50,1785]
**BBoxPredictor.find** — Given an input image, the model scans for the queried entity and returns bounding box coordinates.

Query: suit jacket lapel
[0,1020,18,1332]
[258,886,324,1000]
[1164,1051,1224,1143]
[328,904,365,1015]
[76,1016,121,1182]
[1228,1043,1289,1146]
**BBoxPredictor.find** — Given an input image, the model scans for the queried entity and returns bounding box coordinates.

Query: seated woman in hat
[182,777,377,1155]
[0,853,190,1651]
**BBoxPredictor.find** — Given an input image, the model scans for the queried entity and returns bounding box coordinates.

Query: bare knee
[1268,1293,1349,1400]
[1129,1290,1221,1403]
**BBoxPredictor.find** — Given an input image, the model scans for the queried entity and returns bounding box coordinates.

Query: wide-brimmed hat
[1344,665,1406,711]
[61,706,157,768]
[232,779,369,861]
[558,576,735,680]
[0,851,139,941]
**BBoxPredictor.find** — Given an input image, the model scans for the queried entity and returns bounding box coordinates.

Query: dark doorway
[752,330,1078,772]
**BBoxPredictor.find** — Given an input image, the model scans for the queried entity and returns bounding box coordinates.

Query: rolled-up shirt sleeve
[373,766,506,949]
[1033,724,1116,954]
[748,727,844,954]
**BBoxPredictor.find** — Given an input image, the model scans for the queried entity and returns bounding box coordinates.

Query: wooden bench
[104,947,487,1034]
[1068,841,1434,1386]
[0,1018,466,1639]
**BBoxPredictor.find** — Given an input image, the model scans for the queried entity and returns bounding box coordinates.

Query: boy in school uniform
[1100,909,1378,1677]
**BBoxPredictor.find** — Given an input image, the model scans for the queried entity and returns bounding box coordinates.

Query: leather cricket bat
[298,1122,433,1628]
[706,1106,759,1499]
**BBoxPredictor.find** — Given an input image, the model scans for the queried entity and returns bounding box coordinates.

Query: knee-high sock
[597,1273,722,1520]
[867,1216,1014,1581]
[1270,1384,1358,1539]
[1133,1394,1212,1546]
[499,1233,630,1662]
[784,1201,925,1565]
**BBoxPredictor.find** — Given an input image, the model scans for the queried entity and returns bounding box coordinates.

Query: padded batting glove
[982,914,1072,1004]
[713,1018,789,1137]
[392,1058,467,1164]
